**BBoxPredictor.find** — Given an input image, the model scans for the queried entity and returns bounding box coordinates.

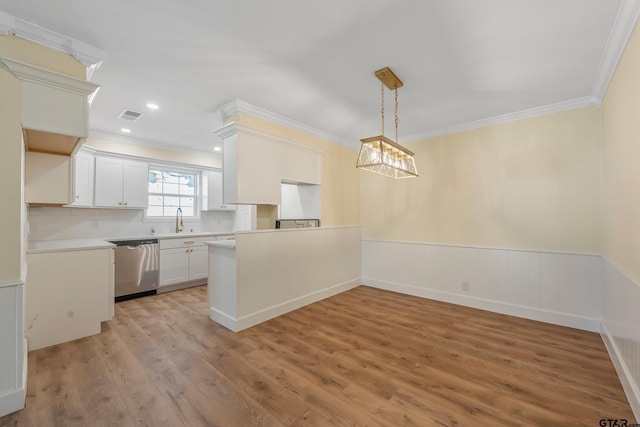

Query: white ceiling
[0,1,636,152]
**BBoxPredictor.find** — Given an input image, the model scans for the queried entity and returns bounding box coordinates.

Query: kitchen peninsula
[206,226,361,331]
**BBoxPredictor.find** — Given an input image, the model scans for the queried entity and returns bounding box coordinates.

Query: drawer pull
[183,240,195,244]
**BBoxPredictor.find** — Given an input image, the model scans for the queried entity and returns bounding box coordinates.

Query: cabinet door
[69,152,94,207]
[122,160,149,208]
[206,170,236,211]
[188,245,209,281]
[94,157,124,207]
[159,248,190,287]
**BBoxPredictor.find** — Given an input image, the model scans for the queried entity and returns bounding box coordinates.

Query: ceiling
[0,1,635,152]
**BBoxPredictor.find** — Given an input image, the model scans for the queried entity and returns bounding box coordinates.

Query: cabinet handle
[124,202,128,206]
[184,241,194,244]
[118,202,122,205]
[186,249,189,253]
[75,195,80,199]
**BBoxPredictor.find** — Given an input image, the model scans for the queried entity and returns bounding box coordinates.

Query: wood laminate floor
[0,285,634,426]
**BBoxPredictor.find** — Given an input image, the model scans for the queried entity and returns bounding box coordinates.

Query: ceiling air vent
[118,110,143,121]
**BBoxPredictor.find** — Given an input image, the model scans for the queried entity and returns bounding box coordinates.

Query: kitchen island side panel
[25,247,113,351]
[234,226,361,330]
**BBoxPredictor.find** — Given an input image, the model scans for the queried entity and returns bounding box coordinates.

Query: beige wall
[602,22,640,284]
[360,107,602,254]
[233,115,361,227]
[0,36,85,79]
[0,59,23,281]
[85,136,220,168]
[0,36,86,282]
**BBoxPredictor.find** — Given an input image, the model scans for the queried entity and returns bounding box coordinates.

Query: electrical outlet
[461,281,470,292]
[93,220,101,230]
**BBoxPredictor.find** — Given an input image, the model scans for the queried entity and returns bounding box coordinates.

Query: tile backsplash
[27,206,252,241]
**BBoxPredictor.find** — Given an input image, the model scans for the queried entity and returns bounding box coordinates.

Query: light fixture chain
[394,88,399,143]
[381,82,385,136]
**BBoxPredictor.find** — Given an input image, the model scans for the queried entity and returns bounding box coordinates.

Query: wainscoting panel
[361,240,602,332]
[0,280,26,417]
[601,260,640,420]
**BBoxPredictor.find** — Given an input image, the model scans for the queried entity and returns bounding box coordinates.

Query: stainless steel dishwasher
[110,238,159,301]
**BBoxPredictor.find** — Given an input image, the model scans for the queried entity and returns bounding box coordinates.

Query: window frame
[144,165,202,221]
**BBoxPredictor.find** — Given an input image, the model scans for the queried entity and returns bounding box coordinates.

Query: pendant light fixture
[356,67,418,178]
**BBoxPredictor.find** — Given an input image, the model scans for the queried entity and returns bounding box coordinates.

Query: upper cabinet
[201,170,236,211]
[94,156,148,208]
[215,123,323,205]
[67,151,94,208]
[24,151,71,205]
[0,58,100,155]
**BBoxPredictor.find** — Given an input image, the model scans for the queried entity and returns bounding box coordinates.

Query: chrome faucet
[175,207,184,233]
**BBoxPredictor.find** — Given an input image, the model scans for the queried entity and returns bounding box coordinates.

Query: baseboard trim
[157,279,207,294]
[210,278,361,332]
[209,307,237,332]
[601,323,640,422]
[363,277,601,332]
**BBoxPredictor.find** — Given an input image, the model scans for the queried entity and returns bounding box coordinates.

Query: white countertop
[28,239,116,254]
[28,231,235,253]
[205,240,236,249]
[105,231,235,241]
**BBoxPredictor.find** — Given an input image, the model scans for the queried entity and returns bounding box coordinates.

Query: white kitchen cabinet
[94,156,148,208]
[215,123,323,205]
[25,246,114,351]
[67,151,94,207]
[159,247,190,286]
[158,236,212,290]
[0,58,100,156]
[188,245,209,280]
[24,151,71,205]
[202,170,236,211]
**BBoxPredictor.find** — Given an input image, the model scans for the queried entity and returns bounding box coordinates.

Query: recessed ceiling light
[121,128,131,133]
[146,103,159,110]
[214,146,221,152]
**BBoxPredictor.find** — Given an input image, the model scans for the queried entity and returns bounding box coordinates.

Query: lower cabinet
[158,236,213,291]
[25,247,114,351]
[188,245,209,280]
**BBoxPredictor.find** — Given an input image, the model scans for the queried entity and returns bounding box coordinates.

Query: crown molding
[591,0,640,102]
[216,99,358,150]
[214,122,326,155]
[89,129,220,158]
[1,57,99,95]
[0,11,104,76]
[402,97,597,142]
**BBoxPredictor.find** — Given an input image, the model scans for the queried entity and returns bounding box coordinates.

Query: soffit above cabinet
[1,57,100,155]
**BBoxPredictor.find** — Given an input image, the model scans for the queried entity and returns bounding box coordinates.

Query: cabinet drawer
[159,236,212,249]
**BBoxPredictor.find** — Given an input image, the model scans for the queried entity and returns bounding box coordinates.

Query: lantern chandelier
[356,67,418,178]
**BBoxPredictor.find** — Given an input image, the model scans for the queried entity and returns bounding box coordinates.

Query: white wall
[362,240,602,332]
[279,182,321,219]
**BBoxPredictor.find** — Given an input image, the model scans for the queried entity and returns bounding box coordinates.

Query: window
[147,168,198,217]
